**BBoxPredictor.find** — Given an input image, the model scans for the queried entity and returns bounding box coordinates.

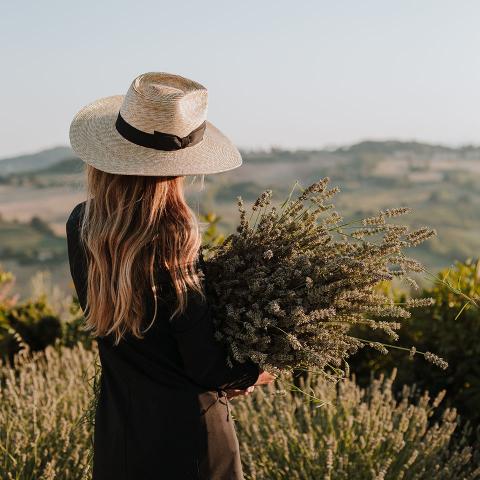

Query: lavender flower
[202,178,445,377]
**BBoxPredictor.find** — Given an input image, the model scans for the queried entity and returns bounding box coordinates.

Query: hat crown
[119,72,208,138]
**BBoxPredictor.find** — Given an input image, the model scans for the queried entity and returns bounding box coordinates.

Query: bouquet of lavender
[201,178,447,380]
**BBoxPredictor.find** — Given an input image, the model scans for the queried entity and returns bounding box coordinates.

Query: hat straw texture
[69,72,242,176]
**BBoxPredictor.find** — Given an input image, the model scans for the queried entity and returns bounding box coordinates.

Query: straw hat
[69,72,242,176]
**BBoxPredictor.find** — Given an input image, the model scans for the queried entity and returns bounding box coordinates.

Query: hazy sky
[1,0,479,158]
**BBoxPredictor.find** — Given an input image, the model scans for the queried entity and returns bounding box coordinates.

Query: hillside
[0,146,73,175]
[0,140,479,298]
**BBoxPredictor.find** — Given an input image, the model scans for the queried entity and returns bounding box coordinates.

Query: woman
[66,72,274,480]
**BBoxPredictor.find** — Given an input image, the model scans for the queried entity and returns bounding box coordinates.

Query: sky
[1,0,479,159]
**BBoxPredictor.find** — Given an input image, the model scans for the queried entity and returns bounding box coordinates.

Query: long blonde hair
[79,164,204,345]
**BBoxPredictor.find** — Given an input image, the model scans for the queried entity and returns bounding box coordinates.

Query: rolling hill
[1,141,479,299]
[0,146,73,175]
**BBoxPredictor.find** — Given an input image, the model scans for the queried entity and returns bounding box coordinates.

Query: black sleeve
[65,204,88,312]
[169,284,260,392]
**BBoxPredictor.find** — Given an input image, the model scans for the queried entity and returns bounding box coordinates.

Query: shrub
[60,297,95,350]
[0,344,95,480]
[1,345,478,480]
[353,259,480,425]
[29,216,55,236]
[235,371,480,480]
[0,294,62,361]
[0,268,94,359]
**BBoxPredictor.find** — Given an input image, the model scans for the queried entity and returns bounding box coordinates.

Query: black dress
[66,201,260,480]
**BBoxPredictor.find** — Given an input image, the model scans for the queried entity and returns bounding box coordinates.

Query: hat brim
[69,95,242,176]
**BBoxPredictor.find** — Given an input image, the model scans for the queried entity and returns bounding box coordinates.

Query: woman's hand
[224,369,276,399]
[225,386,255,399]
[254,370,276,386]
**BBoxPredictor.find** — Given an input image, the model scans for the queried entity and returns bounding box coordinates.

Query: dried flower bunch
[202,178,446,379]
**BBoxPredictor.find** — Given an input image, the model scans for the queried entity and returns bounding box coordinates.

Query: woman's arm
[66,203,88,311]
[169,286,261,391]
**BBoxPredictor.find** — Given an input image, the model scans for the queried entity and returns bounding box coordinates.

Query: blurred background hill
[1,141,479,299]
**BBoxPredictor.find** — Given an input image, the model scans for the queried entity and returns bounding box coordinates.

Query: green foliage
[30,215,56,236]
[0,268,93,360]
[353,259,480,425]
[0,216,67,265]
[199,212,226,246]
[61,297,95,350]
[0,294,61,361]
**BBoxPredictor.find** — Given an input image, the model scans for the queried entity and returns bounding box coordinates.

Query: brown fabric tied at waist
[200,388,231,422]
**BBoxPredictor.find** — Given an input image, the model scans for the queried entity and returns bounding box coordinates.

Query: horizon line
[2,136,480,161]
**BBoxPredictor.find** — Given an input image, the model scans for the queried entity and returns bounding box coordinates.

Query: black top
[66,201,259,480]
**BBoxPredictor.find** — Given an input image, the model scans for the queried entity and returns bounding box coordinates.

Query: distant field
[0,184,86,235]
[1,141,479,299]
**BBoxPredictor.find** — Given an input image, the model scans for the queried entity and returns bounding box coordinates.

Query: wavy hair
[78,164,204,345]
